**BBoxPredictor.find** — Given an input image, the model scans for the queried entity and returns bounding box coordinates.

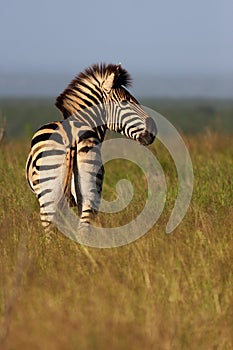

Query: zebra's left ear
[102,73,115,93]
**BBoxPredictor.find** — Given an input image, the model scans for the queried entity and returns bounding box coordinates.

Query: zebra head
[55,63,157,145]
[102,64,157,145]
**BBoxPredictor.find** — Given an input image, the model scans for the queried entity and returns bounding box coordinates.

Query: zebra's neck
[56,75,107,119]
[68,105,107,142]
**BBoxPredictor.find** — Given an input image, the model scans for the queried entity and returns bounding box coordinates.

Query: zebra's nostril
[146,118,157,137]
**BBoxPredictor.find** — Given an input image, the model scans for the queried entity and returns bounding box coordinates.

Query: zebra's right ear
[102,73,115,93]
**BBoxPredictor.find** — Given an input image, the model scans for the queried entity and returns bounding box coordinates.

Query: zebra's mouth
[138,131,155,146]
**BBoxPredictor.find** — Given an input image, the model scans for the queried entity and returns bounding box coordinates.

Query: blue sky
[1,0,232,74]
[0,0,233,96]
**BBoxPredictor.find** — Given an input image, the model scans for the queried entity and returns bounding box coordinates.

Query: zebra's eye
[121,100,128,106]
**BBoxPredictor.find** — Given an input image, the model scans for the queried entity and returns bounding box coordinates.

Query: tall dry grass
[0,132,233,350]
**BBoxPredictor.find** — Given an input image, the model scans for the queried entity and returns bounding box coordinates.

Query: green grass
[0,131,233,350]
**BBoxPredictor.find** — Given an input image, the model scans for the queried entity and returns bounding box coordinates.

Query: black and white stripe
[26,63,157,230]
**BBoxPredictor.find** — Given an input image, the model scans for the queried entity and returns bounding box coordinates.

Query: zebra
[26,63,157,230]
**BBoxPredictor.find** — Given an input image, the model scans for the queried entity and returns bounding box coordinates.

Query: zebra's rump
[25,121,76,208]
[25,119,105,228]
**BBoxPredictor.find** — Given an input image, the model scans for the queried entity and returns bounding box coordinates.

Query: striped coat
[26,63,157,230]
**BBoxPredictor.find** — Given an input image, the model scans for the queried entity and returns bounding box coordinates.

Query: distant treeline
[142,98,233,134]
[0,97,232,139]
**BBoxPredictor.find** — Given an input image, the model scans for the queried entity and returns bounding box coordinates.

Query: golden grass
[0,132,233,350]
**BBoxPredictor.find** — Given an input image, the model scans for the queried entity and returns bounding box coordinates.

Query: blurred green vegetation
[142,98,233,134]
[0,98,60,139]
[0,97,232,139]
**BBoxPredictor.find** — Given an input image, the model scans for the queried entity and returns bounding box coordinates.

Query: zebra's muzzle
[137,130,155,145]
[138,117,157,145]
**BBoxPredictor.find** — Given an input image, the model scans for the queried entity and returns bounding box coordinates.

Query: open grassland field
[0,99,233,349]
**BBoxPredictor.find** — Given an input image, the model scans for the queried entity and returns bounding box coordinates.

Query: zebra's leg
[34,147,70,231]
[76,137,104,226]
[30,159,67,231]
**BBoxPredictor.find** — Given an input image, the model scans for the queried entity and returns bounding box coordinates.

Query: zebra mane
[55,63,132,118]
[78,63,132,89]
